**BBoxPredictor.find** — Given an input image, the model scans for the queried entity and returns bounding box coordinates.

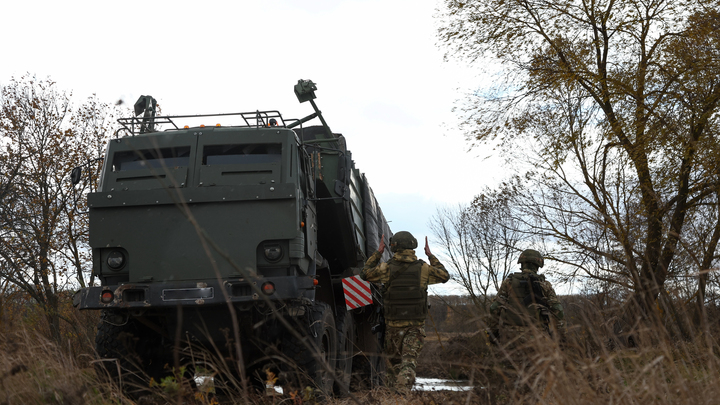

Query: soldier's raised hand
[378,234,386,254]
[424,236,432,257]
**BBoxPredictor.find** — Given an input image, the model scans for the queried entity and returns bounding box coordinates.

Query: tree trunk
[695,202,720,329]
[45,294,62,343]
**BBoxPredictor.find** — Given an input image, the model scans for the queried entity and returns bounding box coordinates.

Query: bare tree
[0,75,114,341]
[429,185,530,309]
[439,0,720,325]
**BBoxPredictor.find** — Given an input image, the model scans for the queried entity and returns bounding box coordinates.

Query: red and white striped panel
[342,275,373,310]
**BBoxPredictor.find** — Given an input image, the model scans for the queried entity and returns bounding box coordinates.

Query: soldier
[487,249,565,345]
[360,231,450,395]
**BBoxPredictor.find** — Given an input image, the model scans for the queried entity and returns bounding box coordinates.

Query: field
[2,296,720,404]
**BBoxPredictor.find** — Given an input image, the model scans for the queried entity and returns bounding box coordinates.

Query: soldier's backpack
[501,272,551,327]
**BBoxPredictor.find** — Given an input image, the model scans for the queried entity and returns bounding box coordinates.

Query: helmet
[389,231,417,253]
[518,249,544,268]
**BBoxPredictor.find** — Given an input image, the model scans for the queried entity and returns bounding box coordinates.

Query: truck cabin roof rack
[117,80,332,139]
[116,110,289,137]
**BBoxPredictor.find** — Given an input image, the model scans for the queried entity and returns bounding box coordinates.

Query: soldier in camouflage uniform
[360,231,449,395]
[487,249,565,345]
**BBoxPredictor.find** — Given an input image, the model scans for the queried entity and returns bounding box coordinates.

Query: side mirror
[70,167,82,185]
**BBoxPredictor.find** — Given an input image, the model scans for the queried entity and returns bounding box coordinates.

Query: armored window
[112,147,191,172]
[203,144,282,165]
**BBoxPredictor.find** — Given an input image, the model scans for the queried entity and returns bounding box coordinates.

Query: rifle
[522,274,552,330]
[522,273,549,308]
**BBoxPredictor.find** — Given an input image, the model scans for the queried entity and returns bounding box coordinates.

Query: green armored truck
[73,80,392,395]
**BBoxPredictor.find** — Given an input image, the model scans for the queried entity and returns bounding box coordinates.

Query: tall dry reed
[2,296,720,404]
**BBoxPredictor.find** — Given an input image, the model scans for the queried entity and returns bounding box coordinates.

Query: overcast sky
[1,0,502,294]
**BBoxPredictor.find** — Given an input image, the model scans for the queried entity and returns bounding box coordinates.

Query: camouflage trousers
[384,325,425,393]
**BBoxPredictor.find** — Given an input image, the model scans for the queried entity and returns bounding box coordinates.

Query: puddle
[202,376,474,395]
[266,378,474,395]
[193,374,215,394]
[414,377,475,392]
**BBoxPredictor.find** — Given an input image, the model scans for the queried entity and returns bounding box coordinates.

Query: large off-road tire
[281,302,337,396]
[95,311,164,396]
[334,309,355,396]
[350,310,385,390]
[95,312,141,392]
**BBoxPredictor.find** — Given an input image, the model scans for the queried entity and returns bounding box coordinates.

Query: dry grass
[0,328,110,404]
[1,299,720,404]
[413,301,720,405]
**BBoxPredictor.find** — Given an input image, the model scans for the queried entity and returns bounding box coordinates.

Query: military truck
[72,80,392,395]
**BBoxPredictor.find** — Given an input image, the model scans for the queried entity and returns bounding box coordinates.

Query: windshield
[112,147,191,172]
[203,144,281,165]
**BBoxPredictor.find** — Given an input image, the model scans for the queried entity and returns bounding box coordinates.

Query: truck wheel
[95,312,163,396]
[350,309,385,390]
[334,309,354,396]
[282,302,337,396]
[95,312,142,391]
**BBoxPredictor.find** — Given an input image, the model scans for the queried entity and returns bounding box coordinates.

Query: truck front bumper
[73,276,315,310]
